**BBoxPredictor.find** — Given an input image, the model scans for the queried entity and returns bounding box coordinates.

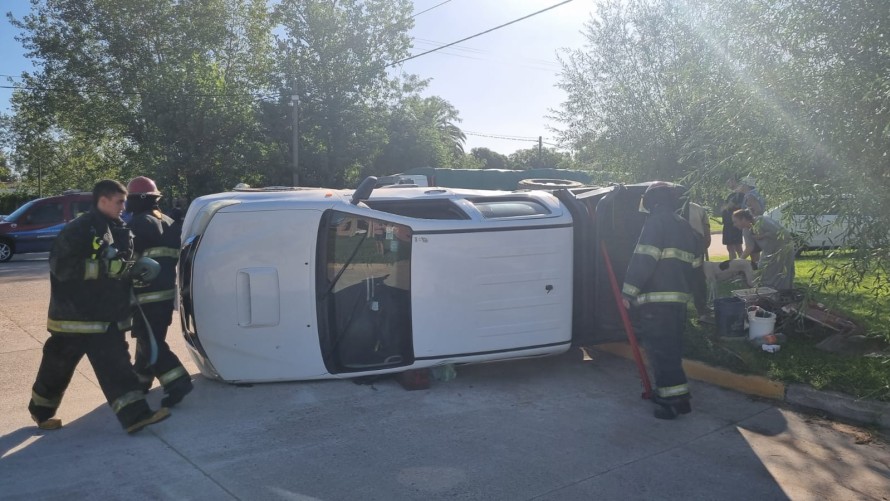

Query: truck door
[315,210,414,374]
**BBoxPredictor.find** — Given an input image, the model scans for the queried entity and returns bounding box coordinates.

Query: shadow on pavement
[0,355,803,500]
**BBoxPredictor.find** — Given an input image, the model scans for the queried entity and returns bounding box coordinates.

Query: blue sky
[1,0,596,155]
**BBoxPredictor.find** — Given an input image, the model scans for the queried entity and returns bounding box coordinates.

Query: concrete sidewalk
[2,257,888,500]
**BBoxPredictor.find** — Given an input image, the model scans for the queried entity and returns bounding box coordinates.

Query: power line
[465,130,538,141]
[464,130,559,147]
[411,0,454,19]
[411,39,560,70]
[391,0,575,67]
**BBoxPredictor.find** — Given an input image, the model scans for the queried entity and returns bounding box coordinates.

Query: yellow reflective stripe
[111,390,145,414]
[142,247,179,260]
[31,390,62,409]
[117,317,133,331]
[657,384,690,398]
[158,366,188,386]
[622,283,640,297]
[634,244,662,260]
[47,319,109,334]
[636,292,691,304]
[692,257,703,269]
[136,289,176,304]
[634,245,699,265]
[661,248,697,264]
[84,260,100,280]
[91,236,102,259]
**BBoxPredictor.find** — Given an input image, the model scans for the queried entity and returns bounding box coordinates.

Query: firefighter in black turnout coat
[622,182,703,419]
[127,176,193,407]
[29,180,170,433]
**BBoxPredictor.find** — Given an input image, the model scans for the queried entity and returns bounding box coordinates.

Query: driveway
[1,257,888,500]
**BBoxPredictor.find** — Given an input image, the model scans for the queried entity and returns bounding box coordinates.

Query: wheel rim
[0,243,10,261]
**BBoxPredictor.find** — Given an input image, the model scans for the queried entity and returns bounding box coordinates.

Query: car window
[25,204,65,225]
[4,200,37,223]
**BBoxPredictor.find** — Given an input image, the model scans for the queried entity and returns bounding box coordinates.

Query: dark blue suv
[0,191,92,262]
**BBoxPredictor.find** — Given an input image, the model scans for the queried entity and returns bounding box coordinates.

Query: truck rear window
[470,198,551,218]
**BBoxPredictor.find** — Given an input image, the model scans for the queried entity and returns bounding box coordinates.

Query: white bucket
[747,307,776,340]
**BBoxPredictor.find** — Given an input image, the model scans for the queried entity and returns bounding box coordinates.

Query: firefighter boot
[161,376,193,408]
[126,407,171,434]
[653,400,692,420]
[31,415,63,430]
[29,391,62,430]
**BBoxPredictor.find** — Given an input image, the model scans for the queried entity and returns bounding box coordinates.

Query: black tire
[0,240,13,263]
[517,178,584,190]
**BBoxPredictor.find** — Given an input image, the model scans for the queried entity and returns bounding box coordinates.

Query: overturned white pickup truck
[178,179,654,383]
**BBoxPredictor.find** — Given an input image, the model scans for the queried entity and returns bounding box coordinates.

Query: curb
[594,342,890,429]
[786,384,890,429]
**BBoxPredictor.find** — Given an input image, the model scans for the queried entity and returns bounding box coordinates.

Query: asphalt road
[1,255,888,500]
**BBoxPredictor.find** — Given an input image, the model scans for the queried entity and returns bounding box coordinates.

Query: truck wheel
[0,240,13,262]
[517,178,584,190]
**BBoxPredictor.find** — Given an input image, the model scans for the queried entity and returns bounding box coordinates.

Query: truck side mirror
[351,176,378,205]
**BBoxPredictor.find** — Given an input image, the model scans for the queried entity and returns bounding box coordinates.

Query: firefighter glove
[129,256,161,285]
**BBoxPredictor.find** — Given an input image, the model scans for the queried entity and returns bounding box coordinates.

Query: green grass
[684,253,890,402]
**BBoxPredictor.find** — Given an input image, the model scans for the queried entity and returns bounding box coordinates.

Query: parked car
[764,199,851,252]
[0,191,92,262]
[178,180,655,383]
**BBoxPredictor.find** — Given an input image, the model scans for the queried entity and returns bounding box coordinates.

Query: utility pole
[291,92,300,187]
[538,136,543,167]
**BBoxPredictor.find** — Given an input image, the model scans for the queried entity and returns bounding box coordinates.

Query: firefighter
[126,176,193,407]
[29,180,170,433]
[622,182,703,419]
[127,176,192,407]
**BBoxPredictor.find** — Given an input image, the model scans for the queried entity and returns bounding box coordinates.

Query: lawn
[684,252,890,402]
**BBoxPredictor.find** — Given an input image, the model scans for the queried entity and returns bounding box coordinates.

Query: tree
[553,0,748,185]
[507,146,573,170]
[553,0,890,297]
[470,147,508,170]
[371,94,467,174]
[9,0,278,199]
[272,0,415,187]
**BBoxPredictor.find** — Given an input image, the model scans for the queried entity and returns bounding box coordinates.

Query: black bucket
[714,297,747,338]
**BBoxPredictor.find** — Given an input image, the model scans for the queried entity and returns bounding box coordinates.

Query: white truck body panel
[180,186,574,383]
[410,228,573,360]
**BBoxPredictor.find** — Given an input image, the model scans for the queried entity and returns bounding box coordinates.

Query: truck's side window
[323,213,412,293]
[317,211,414,372]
